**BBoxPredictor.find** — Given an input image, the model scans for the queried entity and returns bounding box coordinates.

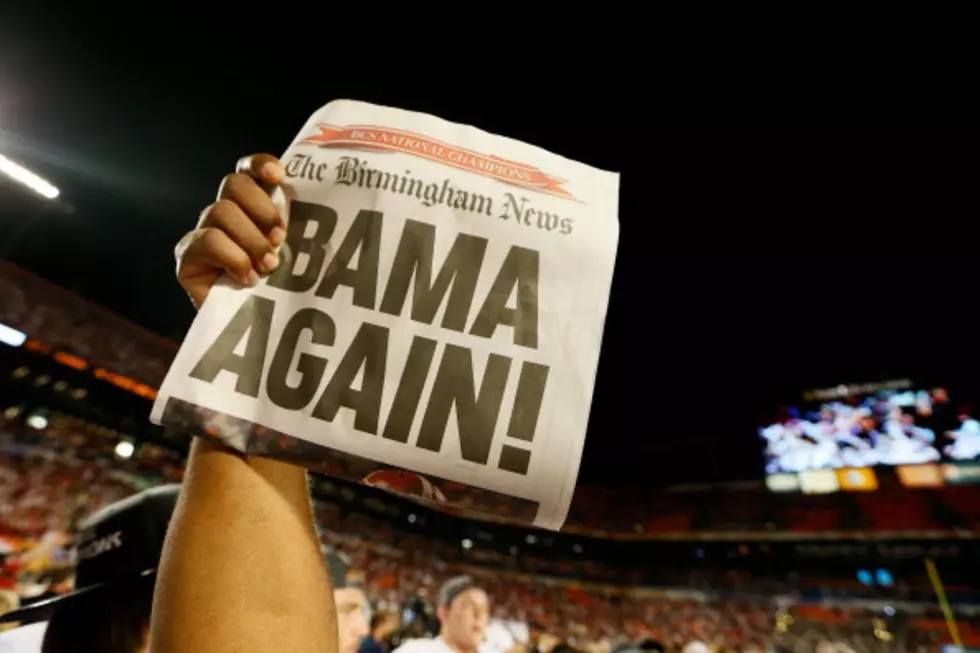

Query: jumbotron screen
[761,382,980,492]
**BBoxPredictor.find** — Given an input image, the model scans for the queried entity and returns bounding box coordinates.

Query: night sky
[1,9,978,486]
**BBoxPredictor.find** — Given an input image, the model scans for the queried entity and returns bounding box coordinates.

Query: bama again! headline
[184,198,551,476]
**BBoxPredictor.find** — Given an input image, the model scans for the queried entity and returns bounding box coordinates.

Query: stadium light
[26,412,48,430]
[115,440,135,459]
[0,152,60,199]
[0,322,27,347]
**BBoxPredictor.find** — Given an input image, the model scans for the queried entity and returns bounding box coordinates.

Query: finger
[236,153,286,185]
[217,172,284,235]
[199,200,279,274]
[183,227,257,286]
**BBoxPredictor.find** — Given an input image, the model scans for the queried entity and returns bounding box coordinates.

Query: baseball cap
[0,484,180,625]
[436,575,482,607]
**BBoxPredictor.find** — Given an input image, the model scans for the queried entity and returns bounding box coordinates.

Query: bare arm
[149,154,337,653]
[150,440,336,653]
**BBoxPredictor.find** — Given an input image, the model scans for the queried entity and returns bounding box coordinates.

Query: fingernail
[246,269,259,286]
[269,227,286,246]
[263,161,286,182]
[261,252,279,273]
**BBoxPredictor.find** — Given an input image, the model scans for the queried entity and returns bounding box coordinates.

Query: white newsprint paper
[151,100,619,530]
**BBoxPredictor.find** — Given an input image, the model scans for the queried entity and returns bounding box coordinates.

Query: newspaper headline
[152,100,619,530]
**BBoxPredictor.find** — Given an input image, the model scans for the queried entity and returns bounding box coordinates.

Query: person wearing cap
[0,484,180,652]
[392,576,490,653]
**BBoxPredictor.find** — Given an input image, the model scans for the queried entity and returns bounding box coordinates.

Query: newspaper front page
[151,100,619,530]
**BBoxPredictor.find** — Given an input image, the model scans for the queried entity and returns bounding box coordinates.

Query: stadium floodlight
[115,440,136,459]
[26,413,48,430]
[0,152,60,199]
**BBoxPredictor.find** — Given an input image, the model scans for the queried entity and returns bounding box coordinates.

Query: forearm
[150,438,336,653]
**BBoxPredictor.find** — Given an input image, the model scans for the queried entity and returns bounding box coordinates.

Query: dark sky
[1,10,978,486]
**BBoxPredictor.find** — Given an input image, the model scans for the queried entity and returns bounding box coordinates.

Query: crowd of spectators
[571,483,980,536]
[0,261,176,386]
[1,416,977,652]
[3,264,980,650]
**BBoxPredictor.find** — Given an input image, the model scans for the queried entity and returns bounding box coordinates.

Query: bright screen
[761,386,980,475]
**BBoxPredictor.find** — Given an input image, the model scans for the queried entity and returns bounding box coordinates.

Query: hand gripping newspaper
[151,100,619,530]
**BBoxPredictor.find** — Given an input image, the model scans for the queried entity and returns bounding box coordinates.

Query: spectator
[393,576,490,653]
[361,611,401,653]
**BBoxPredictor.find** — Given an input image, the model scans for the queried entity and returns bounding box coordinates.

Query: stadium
[2,17,979,651]
[2,261,980,651]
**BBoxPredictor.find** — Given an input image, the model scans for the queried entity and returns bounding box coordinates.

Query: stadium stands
[3,262,980,651]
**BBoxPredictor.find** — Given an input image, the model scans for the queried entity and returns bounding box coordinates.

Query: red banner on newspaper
[301,124,576,201]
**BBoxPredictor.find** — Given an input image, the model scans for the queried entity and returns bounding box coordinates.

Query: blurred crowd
[3,264,980,650]
[1,416,976,652]
[562,482,980,536]
[0,262,176,386]
[324,506,953,652]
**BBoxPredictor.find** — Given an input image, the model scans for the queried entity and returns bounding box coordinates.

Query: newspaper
[151,100,619,530]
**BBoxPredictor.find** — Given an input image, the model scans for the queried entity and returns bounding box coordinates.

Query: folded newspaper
[151,100,619,530]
